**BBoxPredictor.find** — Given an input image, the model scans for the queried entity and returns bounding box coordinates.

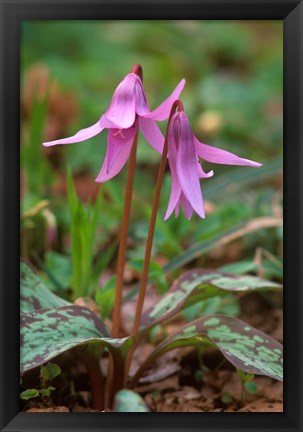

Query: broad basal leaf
[114,390,149,412]
[21,305,135,373]
[132,315,283,386]
[20,259,71,312]
[140,269,282,332]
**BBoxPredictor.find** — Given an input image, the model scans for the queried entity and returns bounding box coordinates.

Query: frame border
[1,1,302,431]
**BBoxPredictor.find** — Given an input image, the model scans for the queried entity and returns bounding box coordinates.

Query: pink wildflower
[43,69,185,183]
[165,108,262,220]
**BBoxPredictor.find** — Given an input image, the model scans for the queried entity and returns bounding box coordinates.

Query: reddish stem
[111,64,143,339]
[105,130,138,408]
[108,351,126,409]
[124,100,183,383]
[82,351,104,411]
[111,131,138,338]
[106,64,143,407]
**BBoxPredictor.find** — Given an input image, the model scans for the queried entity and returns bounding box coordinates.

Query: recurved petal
[138,117,165,153]
[197,164,214,179]
[43,120,104,147]
[194,137,262,168]
[176,113,205,218]
[95,125,137,183]
[141,79,186,121]
[102,73,137,129]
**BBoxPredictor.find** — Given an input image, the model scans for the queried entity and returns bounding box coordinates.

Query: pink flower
[165,109,262,220]
[43,71,185,183]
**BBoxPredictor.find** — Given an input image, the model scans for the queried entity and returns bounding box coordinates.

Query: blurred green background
[20,20,283,301]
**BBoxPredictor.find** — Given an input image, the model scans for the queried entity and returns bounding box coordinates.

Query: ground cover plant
[20,21,283,412]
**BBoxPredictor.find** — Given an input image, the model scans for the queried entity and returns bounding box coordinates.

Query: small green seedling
[20,363,61,403]
[221,392,233,404]
[20,389,40,401]
[237,369,257,404]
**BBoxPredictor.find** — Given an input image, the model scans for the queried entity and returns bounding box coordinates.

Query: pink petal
[175,113,205,218]
[194,137,262,168]
[43,120,103,147]
[138,117,165,153]
[99,115,122,129]
[141,79,186,121]
[174,200,181,218]
[164,115,182,220]
[95,125,137,183]
[164,174,182,220]
[135,79,150,116]
[180,194,194,220]
[102,73,137,129]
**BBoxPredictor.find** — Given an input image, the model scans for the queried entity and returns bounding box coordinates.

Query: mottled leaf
[20,259,71,312]
[114,390,150,412]
[132,315,283,385]
[140,269,282,332]
[21,305,135,373]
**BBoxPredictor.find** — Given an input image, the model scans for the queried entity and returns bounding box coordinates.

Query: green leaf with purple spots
[140,269,282,332]
[21,305,135,373]
[20,259,71,312]
[132,315,283,386]
[114,390,150,412]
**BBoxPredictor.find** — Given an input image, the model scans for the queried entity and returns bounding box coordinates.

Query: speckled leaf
[132,315,283,385]
[20,259,71,312]
[140,269,282,332]
[114,390,149,412]
[20,305,135,373]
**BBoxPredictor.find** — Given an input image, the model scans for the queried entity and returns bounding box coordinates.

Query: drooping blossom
[43,68,185,182]
[165,107,262,220]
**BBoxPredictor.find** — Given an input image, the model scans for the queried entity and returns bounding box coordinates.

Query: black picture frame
[1,1,302,431]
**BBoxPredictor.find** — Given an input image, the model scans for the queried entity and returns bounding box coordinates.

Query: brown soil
[143,375,282,412]
[138,363,282,412]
